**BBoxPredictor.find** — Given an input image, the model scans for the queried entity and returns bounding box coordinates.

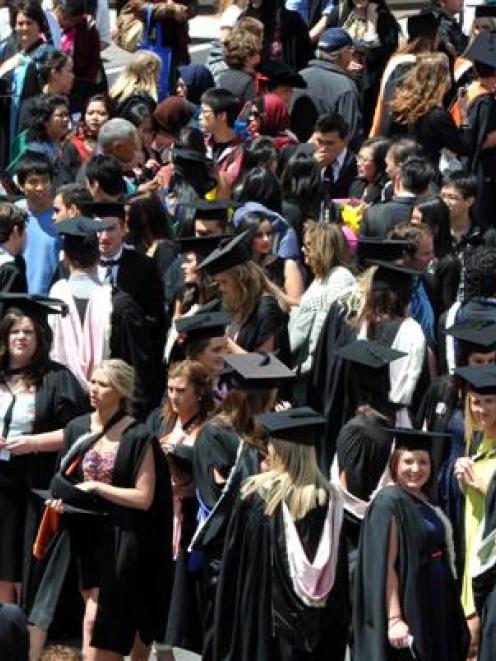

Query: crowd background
[1,0,496,660]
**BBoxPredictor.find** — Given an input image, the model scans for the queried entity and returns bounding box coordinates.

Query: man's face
[440,185,473,222]
[385,150,399,183]
[313,131,347,167]
[20,174,53,210]
[52,193,72,223]
[194,218,224,238]
[109,136,138,168]
[98,217,125,258]
[407,235,434,271]
[199,104,220,135]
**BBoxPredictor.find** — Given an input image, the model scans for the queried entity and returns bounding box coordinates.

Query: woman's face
[302,234,315,270]
[176,77,187,98]
[46,104,70,142]
[167,375,198,416]
[215,272,239,310]
[195,336,227,376]
[89,368,121,412]
[251,220,273,257]
[248,105,262,136]
[15,12,40,50]
[85,101,110,136]
[411,207,423,224]
[395,449,431,493]
[357,146,376,182]
[181,252,198,284]
[139,115,154,150]
[470,392,496,431]
[51,58,74,95]
[8,316,37,366]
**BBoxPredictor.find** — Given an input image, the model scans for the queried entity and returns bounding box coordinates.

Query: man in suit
[360,156,434,238]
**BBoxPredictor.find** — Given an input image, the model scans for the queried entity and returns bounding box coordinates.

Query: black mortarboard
[258,60,307,89]
[367,259,422,277]
[446,319,496,351]
[55,217,114,237]
[0,293,68,319]
[407,11,441,40]
[464,32,496,70]
[333,339,406,368]
[175,311,230,342]
[224,352,295,390]
[385,427,450,452]
[31,488,103,516]
[256,407,326,446]
[358,238,415,262]
[176,234,229,258]
[197,231,252,275]
[367,258,421,290]
[81,202,126,220]
[184,199,240,222]
[454,365,496,394]
[475,6,496,18]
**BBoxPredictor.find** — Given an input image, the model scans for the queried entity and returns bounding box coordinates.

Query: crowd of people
[1,0,496,659]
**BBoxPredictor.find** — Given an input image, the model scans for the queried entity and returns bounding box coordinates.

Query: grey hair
[97,118,137,150]
[315,48,343,65]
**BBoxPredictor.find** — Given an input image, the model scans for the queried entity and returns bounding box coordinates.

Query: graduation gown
[354,485,468,661]
[212,492,350,661]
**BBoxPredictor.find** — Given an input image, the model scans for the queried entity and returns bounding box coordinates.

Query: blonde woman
[29,359,172,661]
[289,221,355,401]
[454,366,496,661]
[110,50,162,104]
[212,407,350,660]
[388,52,469,170]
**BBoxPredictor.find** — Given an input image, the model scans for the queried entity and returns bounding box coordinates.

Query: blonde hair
[93,359,135,413]
[242,438,330,520]
[303,220,350,279]
[40,647,82,661]
[464,391,496,452]
[340,264,376,323]
[221,261,283,323]
[110,50,162,102]
[390,52,451,126]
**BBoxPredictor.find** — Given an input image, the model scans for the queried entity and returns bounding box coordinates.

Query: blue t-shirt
[17,200,61,295]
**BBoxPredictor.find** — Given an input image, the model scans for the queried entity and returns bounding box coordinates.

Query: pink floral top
[82,447,118,484]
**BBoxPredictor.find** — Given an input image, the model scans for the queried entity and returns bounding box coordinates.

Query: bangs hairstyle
[389,446,434,496]
[163,360,215,423]
[303,220,350,279]
[390,52,450,126]
[94,359,135,413]
[0,309,53,386]
[242,438,330,519]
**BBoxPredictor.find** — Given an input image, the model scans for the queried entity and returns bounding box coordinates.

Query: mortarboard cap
[197,230,252,275]
[0,293,68,319]
[385,427,450,452]
[256,407,326,446]
[184,199,240,223]
[318,28,354,52]
[257,60,307,89]
[358,238,415,262]
[176,234,229,258]
[367,259,422,277]
[81,201,126,220]
[464,32,496,70]
[407,11,441,40]
[224,352,295,390]
[175,311,230,343]
[333,339,406,368]
[367,258,421,290]
[55,217,115,237]
[454,365,496,394]
[446,319,496,351]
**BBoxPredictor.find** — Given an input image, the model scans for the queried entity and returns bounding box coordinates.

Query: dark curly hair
[464,248,496,301]
[26,94,69,141]
[0,309,53,386]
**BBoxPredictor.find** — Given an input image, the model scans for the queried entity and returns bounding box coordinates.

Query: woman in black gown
[212,407,350,661]
[354,428,469,661]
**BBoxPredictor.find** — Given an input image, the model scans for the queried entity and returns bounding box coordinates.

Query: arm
[78,444,156,511]
[309,15,330,42]
[386,517,410,647]
[6,429,64,455]
[283,259,304,305]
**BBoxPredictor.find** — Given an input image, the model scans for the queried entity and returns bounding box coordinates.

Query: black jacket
[322,149,358,201]
[359,195,414,238]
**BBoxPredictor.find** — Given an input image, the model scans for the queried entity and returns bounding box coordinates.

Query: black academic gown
[354,485,468,661]
[212,492,350,661]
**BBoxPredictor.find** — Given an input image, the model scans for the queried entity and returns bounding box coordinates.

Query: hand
[454,457,475,486]
[274,400,292,412]
[388,618,410,649]
[45,498,64,513]
[76,481,99,494]
[137,177,161,194]
[8,435,36,455]
[225,337,246,355]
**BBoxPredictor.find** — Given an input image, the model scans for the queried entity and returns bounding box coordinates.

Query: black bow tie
[100,258,121,267]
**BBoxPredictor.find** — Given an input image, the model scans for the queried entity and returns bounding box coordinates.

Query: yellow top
[461,437,496,616]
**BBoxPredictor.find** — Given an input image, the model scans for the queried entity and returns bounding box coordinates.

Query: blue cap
[318,28,353,53]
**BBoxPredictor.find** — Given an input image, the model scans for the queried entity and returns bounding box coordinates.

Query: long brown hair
[214,387,275,443]
[389,52,450,126]
[221,261,283,324]
[163,360,215,424]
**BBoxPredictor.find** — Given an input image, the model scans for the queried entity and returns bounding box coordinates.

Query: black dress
[0,362,87,584]
[212,492,350,661]
[354,485,469,661]
[237,295,290,365]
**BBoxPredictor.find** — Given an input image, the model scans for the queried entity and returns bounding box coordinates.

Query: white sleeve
[96,0,111,45]
[389,318,426,405]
